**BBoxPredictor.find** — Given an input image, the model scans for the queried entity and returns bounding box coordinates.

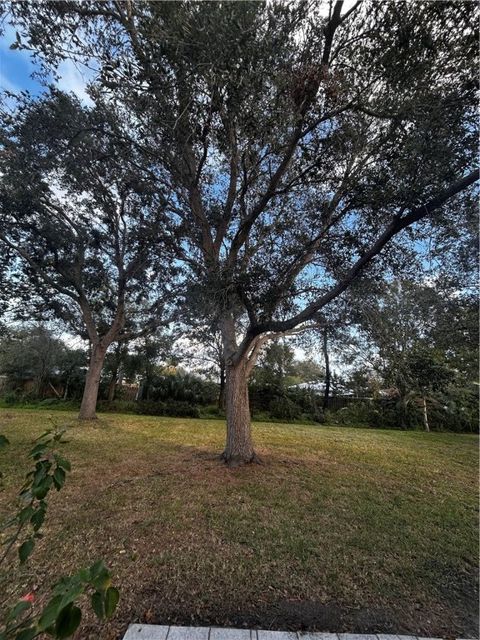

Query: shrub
[327,394,480,432]
[426,385,478,433]
[309,407,325,423]
[163,400,201,418]
[3,391,18,406]
[0,426,119,639]
[97,399,137,414]
[135,399,200,418]
[135,400,166,416]
[330,399,421,429]
[249,383,324,420]
[201,405,224,418]
[142,373,217,405]
[332,401,379,428]
[268,396,302,421]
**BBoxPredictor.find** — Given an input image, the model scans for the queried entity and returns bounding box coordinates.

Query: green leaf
[29,443,48,459]
[32,465,47,486]
[38,595,63,631]
[91,570,111,592]
[51,575,84,611]
[53,467,66,490]
[89,560,105,577]
[59,584,84,611]
[90,591,104,619]
[30,505,46,532]
[18,538,35,564]
[77,568,90,581]
[55,604,82,639]
[0,434,10,448]
[54,455,71,472]
[18,506,35,525]
[88,560,111,591]
[104,586,120,618]
[32,476,53,499]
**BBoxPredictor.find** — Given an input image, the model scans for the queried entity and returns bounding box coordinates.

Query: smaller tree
[177,326,226,410]
[348,279,474,430]
[346,368,375,399]
[299,305,351,410]
[251,341,296,391]
[56,347,87,401]
[102,343,130,403]
[0,326,70,398]
[402,349,455,432]
[0,91,173,419]
[129,333,176,401]
[291,358,324,385]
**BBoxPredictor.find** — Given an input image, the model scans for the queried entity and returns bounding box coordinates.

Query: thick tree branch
[321,1,344,66]
[248,168,480,339]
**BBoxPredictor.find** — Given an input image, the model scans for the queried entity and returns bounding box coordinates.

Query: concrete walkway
[123,626,474,640]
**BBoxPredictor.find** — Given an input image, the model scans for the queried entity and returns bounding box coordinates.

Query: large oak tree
[5,0,479,462]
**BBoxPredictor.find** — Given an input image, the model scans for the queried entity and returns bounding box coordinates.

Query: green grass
[0,409,478,639]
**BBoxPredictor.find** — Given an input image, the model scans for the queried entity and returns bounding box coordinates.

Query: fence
[116,383,140,401]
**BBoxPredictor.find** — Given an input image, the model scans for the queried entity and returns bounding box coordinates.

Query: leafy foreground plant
[0,425,119,639]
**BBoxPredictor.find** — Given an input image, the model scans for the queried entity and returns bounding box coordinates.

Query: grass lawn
[0,409,478,639]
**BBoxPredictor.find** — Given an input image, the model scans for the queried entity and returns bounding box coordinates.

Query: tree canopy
[0,90,174,417]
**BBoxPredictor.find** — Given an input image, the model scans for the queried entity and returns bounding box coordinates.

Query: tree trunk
[218,362,226,411]
[422,395,430,432]
[78,343,107,420]
[222,361,258,466]
[322,328,331,411]
[107,369,118,402]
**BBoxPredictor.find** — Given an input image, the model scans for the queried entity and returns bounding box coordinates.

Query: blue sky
[0,26,39,94]
[0,23,91,101]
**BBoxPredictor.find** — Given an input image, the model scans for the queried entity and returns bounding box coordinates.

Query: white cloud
[57,59,93,105]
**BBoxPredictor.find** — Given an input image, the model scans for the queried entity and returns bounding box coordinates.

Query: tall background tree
[0,324,87,400]
[4,0,479,461]
[178,325,227,410]
[0,90,174,419]
[345,278,479,430]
